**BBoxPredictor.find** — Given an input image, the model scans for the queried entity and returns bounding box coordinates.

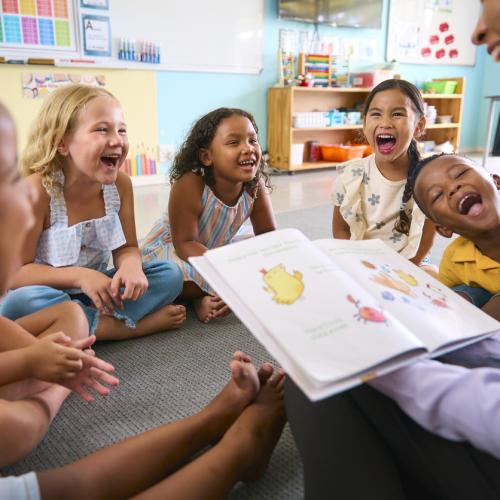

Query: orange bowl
[320,144,366,162]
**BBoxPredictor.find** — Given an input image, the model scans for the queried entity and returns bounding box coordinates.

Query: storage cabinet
[267,77,465,172]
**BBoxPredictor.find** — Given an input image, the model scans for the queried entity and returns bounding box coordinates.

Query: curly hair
[170,107,271,197]
[21,84,118,194]
[363,79,425,235]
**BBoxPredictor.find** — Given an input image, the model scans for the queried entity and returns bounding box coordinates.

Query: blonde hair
[21,84,118,193]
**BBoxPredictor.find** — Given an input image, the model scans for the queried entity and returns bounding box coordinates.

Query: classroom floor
[133,154,500,264]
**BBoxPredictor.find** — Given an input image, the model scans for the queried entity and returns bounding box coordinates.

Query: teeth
[377,134,395,139]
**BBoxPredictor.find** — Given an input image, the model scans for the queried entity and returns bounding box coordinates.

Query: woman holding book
[286,3,500,498]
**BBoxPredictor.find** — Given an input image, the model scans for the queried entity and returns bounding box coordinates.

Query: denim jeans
[453,284,494,308]
[0,261,183,334]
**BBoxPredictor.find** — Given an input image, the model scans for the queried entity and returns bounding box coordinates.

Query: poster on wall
[0,0,77,52]
[81,13,111,56]
[386,0,480,65]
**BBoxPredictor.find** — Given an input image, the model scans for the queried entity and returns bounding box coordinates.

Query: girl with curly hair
[141,108,275,323]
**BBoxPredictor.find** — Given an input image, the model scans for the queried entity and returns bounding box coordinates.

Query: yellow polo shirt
[438,236,500,294]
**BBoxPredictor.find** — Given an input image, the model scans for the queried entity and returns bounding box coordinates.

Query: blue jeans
[0,261,183,334]
[453,284,494,308]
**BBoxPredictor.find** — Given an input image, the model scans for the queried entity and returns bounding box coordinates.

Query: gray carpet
[2,204,333,499]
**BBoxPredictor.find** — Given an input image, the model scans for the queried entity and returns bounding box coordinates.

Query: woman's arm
[169,173,206,261]
[410,218,435,265]
[249,179,276,235]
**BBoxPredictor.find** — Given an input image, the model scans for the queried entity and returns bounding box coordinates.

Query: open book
[190,229,500,401]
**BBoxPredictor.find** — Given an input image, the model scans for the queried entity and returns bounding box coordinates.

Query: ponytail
[393,139,421,235]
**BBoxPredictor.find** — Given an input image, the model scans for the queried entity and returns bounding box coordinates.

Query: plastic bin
[320,144,366,162]
[422,81,457,94]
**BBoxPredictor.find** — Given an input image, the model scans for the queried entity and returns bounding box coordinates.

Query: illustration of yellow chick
[261,264,304,304]
[394,269,418,287]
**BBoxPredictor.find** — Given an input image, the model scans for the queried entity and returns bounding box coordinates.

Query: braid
[393,139,421,235]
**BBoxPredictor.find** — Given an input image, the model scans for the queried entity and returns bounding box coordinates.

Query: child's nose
[471,16,487,45]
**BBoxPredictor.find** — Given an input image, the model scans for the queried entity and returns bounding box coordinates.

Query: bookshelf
[267,77,465,172]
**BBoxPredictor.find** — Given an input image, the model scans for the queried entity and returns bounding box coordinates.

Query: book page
[315,238,500,352]
[194,229,425,388]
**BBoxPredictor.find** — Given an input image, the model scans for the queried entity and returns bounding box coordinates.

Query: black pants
[285,379,500,500]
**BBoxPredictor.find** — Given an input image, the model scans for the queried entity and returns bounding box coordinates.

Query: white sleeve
[331,169,347,206]
[370,359,500,459]
[0,472,41,500]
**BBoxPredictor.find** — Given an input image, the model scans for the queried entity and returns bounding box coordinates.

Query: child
[409,153,499,320]
[141,107,276,323]
[2,351,286,499]
[331,79,436,269]
[0,102,118,467]
[0,84,186,340]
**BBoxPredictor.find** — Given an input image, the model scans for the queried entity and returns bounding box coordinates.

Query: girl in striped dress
[141,108,276,323]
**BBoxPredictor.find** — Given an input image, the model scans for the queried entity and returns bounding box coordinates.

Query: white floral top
[331,155,426,259]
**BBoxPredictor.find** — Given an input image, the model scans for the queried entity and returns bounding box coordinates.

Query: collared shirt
[371,333,500,459]
[439,236,500,294]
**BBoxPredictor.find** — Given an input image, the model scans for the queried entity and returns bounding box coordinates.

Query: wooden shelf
[267,78,465,172]
[292,125,364,132]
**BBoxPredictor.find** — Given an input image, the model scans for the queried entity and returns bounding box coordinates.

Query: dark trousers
[285,379,500,500]
[493,115,500,156]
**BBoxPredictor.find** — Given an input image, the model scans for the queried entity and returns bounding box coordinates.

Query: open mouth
[489,41,500,61]
[458,192,483,216]
[239,159,256,170]
[100,155,121,169]
[376,134,396,154]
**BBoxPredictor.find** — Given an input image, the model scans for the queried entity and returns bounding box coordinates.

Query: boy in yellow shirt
[410,153,499,320]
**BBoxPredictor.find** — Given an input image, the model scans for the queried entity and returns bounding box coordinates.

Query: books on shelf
[191,229,500,401]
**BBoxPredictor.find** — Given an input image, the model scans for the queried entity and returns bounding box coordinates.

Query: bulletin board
[386,0,480,66]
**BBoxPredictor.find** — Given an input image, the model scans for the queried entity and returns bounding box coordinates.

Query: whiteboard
[110,0,263,74]
[386,0,480,66]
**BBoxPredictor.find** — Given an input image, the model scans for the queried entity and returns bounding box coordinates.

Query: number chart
[0,0,76,51]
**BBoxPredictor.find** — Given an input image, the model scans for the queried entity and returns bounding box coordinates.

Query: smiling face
[364,88,425,166]
[472,0,500,61]
[0,108,37,295]
[414,155,500,239]
[58,96,129,184]
[200,114,261,185]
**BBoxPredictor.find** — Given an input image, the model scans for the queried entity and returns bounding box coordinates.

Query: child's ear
[435,224,454,239]
[414,115,426,139]
[199,148,212,167]
[56,139,69,156]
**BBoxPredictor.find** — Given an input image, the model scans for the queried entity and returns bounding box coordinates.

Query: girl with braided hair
[331,79,436,271]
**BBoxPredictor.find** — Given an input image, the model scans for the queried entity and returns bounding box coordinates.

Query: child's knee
[0,401,45,466]
[146,261,184,295]
[0,285,69,320]
[56,302,89,338]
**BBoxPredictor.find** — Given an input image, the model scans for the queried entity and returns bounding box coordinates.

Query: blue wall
[156,0,490,160]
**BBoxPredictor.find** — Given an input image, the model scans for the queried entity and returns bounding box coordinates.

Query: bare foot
[212,295,232,319]
[220,369,287,482]
[140,304,186,331]
[201,351,273,442]
[193,295,218,323]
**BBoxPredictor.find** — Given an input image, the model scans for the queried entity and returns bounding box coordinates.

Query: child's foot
[220,369,287,482]
[201,351,274,442]
[193,295,218,323]
[211,295,232,319]
[136,304,186,333]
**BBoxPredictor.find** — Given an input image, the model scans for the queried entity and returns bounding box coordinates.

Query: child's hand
[25,332,85,383]
[110,261,148,303]
[60,344,119,402]
[78,268,120,315]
